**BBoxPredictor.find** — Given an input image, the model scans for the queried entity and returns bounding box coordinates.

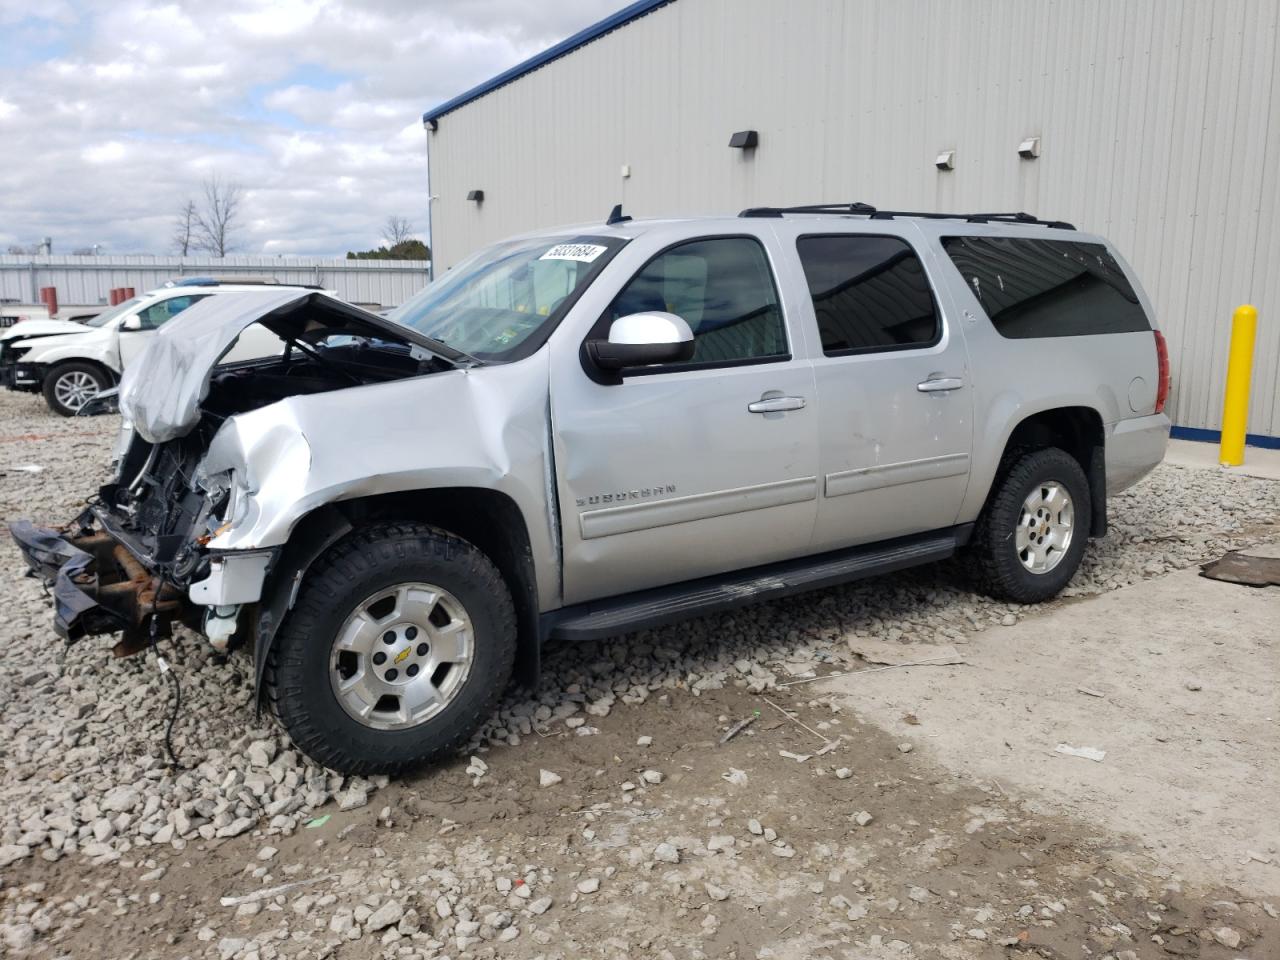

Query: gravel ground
[1,388,1278,958]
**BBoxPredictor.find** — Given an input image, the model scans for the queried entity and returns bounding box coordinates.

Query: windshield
[86,297,143,327]
[387,234,625,361]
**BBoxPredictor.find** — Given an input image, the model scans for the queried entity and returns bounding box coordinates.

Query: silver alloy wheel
[53,370,100,411]
[328,582,474,731]
[1015,481,1074,573]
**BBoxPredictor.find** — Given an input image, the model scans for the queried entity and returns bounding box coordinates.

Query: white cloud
[0,0,627,256]
[82,141,127,164]
[227,0,323,37]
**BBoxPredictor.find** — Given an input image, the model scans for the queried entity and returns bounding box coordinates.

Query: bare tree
[194,177,244,257]
[172,199,198,255]
[382,215,414,247]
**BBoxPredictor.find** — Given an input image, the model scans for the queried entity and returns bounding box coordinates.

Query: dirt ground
[14,679,1280,960]
[825,560,1280,900]
[1,388,1278,959]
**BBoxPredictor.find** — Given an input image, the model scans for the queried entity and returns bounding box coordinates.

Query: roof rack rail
[739,202,877,218]
[738,203,1075,230]
[163,276,324,289]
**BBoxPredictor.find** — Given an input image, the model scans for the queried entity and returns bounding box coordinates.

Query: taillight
[1153,330,1170,414]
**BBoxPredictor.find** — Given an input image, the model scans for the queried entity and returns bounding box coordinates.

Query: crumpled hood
[0,319,89,342]
[118,289,446,444]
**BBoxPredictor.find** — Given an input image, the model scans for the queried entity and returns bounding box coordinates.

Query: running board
[545,526,968,643]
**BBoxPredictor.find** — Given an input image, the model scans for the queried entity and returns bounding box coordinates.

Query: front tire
[969,447,1091,604]
[264,522,516,775]
[43,361,109,417]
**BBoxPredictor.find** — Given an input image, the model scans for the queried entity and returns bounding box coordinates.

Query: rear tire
[43,361,109,417]
[969,447,1091,603]
[264,522,516,775]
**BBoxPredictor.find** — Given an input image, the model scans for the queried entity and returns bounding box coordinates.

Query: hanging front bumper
[10,516,184,644]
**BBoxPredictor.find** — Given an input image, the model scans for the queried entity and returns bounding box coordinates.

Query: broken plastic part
[203,604,241,652]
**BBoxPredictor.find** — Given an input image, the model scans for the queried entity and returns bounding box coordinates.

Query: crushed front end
[11,512,195,652]
[8,288,459,659]
[9,424,274,654]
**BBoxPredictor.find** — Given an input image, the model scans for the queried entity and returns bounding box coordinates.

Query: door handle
[917,377,964,393]
[748,396,806,414]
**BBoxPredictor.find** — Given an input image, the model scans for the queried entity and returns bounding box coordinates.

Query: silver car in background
[11,203,1171,774]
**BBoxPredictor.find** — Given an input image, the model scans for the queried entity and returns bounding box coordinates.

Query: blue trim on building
[1170,425,1280,450]
[422,0,677,124]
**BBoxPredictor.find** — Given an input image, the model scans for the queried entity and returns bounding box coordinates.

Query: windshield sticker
[540,243,608,263]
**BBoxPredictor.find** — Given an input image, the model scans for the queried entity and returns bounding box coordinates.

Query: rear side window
[942,236,1149,338]
[604,236,787,366]
[796,235,939,355]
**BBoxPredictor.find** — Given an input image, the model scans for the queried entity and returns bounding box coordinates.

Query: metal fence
[0,254,431,310]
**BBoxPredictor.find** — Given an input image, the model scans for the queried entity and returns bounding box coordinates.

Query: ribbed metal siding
[427,0,1280,436]
[0,255,430,309]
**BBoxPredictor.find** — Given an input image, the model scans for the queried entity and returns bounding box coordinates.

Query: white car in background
[0,279,300,416]
[0,302,105,330]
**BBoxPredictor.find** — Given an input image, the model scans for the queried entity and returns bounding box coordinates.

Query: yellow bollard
[1219,304,1258,466]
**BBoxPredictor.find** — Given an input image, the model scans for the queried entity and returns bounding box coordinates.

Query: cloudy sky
[0,0,625,257]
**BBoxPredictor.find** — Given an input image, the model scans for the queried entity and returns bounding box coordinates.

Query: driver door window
[603,237,788,367]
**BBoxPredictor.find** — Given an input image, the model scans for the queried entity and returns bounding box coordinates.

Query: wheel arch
[972,405,1108,538]
[252,488,541,706]
[44,356,118,386]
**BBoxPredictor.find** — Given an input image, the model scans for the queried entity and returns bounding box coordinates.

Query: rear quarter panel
[914,228,1162,522]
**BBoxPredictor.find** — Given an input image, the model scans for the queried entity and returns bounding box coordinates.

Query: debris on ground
[844,638,966,666]
[717,713,757,745]
[1054,743,1107,762]
[1200,550,1280,586]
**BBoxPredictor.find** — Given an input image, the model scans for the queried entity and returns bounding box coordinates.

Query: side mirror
[586,312,695,371]
[120,315,143,332]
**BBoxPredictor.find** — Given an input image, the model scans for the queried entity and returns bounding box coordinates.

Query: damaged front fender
[196,411,313,551]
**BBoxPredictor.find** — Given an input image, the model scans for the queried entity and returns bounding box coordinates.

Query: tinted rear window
[942,236,1149,338]
[796,235,939,355]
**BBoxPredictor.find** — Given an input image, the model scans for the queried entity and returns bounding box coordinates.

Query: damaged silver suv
[11,203,1171,774]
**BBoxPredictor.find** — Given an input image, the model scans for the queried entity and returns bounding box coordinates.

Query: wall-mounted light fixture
[425,118,438,133]
[620,164,631,178]
[728,130,759,149]
[467,190,484,203]
[1018,136,1041,160]
[935,149,956,171]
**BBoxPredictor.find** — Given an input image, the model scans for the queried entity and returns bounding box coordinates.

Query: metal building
[0,254,430,312]
[422,0,1280,442]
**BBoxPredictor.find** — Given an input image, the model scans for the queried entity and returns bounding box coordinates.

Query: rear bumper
[1106,413,1171,494]
[9,515,183,643]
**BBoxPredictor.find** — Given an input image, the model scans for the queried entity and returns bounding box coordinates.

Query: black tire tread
[263,521,516,775]
[970,446,1091,603]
